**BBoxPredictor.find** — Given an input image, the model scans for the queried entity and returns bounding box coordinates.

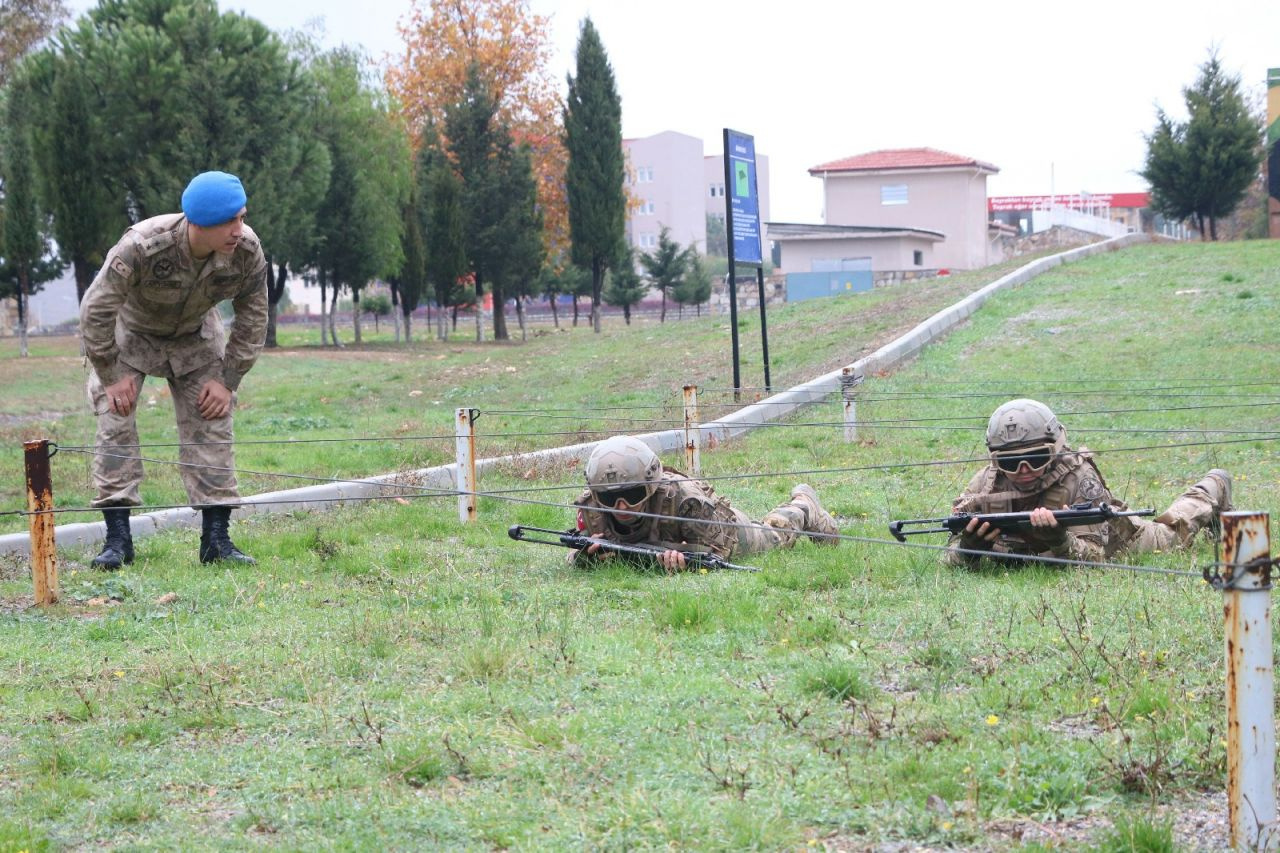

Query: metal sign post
[722,128,770,401]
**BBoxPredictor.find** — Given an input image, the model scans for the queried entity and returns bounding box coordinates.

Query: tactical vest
[575,466,740,558]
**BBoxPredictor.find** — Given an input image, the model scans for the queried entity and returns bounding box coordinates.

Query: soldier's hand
[1028,506,1063,528]
[959,517,999,549]
[584,542,615,561]
[658,549,687,572]
[105,377,139,416]
[197,379,233,420]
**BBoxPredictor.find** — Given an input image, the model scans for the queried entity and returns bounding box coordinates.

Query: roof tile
[810,147,998,174]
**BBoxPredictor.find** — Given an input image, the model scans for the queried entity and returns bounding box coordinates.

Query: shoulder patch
[110,256,133,279]
[140,231,176,257]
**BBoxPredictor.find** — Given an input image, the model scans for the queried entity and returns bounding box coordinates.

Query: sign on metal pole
[722,128,771,398]
[724,129,763,267]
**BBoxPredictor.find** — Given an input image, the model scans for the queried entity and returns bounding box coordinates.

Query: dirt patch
[818,790,1230,851]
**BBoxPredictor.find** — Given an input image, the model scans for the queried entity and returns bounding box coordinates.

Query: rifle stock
[889,503,1154,543]
[508,524,759,572]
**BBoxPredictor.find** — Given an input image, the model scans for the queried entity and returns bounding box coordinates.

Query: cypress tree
[563,17,625,333]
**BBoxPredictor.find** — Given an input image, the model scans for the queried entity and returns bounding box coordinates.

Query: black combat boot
[199,506,256,565]
[91,508,135,570]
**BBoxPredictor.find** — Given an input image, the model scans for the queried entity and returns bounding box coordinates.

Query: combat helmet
[985,399,1065,451]
[585,436,662,505]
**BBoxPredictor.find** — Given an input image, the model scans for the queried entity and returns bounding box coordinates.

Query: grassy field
[0,239,1277,850]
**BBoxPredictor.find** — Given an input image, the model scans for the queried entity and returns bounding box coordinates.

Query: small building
[772,147,1000,286]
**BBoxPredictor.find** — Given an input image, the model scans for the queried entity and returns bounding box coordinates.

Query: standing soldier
[946,398,1232,566]
[573,436,840,571]
[79,171,268,569]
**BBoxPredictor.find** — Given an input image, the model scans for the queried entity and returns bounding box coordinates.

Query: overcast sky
[64,0,1280,222]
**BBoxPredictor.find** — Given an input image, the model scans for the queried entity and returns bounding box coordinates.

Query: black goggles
[595,484,649,507]
[992,444,1055,474]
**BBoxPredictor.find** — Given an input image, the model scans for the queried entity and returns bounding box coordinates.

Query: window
[913,250,923,266]
[881,184,908,205]
[643,201,655,215]
[708,183,724,197]
[636,167,654,183]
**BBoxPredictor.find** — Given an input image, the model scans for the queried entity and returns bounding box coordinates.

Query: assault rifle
[508,524,759,572]
[889,502,1154,542]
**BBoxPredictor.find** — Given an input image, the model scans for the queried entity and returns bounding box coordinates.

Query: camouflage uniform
[80,213,268,509]
[944,447,1227,566]
[574,467,824,560]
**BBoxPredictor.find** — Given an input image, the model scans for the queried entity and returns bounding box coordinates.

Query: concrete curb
[0,233,1148,557]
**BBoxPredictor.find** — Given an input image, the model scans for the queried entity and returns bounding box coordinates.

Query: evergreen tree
[424,154,468,341]
[1141,50,1262,240]
[395,184,427,342]
[674,251,712,317]
[0,79,63,356]
[311,47,409,345]
[563,17,625,333]
[445,65,520,341]
[602,245,646,325]
[639,226,688,323]
[502,142,546,341]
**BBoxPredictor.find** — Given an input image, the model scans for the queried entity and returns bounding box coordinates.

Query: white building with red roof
[771,147,1001,289]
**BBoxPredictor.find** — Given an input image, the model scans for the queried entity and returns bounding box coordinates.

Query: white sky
[64,0,1280,222]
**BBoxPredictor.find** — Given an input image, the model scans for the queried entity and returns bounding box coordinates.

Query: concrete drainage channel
[0,233,1148,557]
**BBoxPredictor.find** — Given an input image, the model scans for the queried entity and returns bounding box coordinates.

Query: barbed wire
[11,434,1271,522]
[5,478,1211,580]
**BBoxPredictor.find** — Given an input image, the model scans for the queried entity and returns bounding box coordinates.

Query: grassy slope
[0,239,1277,850]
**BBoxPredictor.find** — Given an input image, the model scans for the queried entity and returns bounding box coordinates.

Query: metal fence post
[24,439,59,606]
[454,408,478,523]
[1222,511,1276,850]
[840,369,864,443]
[683,384,701,475]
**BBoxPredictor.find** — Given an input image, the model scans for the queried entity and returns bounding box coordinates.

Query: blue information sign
[723,129,762,266]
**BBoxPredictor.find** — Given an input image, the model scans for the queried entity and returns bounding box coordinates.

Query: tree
[563,17,625,333]
[502,143,545,341]
[674,251,712,317]
[394,185,427,343]
[1141,50,1262,240]
[363,291,393,332]
[388,0,568,261]
[639,226,689,323]
[311,47,409,346]
[424,149,468,341]
[0,0,67,89]
[705,213,727,257]
[23,0,330,305]
[0,79,64,356]
[445,65,539,342]
[602,245,646,325]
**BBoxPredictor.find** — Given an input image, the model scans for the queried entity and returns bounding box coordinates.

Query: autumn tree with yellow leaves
[387,0,568,260]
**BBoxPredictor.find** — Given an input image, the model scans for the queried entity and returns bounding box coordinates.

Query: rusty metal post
[1222,511,1275,850]
[840,369,864,443]
[682,384,701,476]
[454,408,478,523]
[24,439,59,606]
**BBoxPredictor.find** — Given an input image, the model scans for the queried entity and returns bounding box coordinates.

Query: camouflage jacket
[574,467,740,558]
[944,448,1124,565]
[80,213,268,390]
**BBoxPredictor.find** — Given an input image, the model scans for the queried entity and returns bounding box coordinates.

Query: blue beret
[181,171,247,226]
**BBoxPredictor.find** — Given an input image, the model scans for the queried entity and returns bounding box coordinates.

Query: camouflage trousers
[1113,488,1216,554]
[734,501,807,555]
[87,359,240,508]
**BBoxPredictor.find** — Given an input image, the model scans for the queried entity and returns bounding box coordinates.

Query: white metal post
[454,408,478,523]
[683,384,700,475]
[1222,511,1275,850]
[840,368,863,443]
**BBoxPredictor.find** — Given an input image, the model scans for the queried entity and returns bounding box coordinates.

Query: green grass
[0,239,1276,848]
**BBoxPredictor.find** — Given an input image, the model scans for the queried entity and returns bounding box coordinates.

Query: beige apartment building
[623,130,770,256]
[773,148,999,279]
